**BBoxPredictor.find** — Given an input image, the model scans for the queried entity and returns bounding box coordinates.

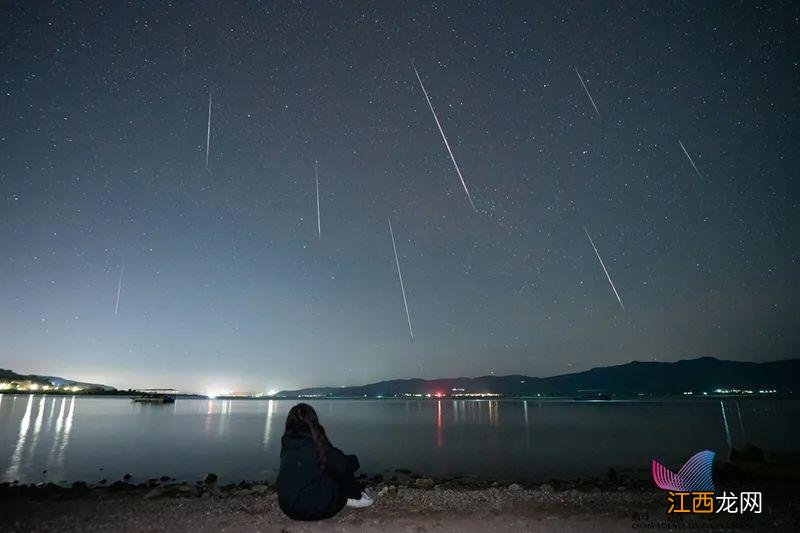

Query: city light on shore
[0,381,83,393]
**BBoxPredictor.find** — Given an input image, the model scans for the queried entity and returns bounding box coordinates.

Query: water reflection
[452,400,466,423]
[204,400,214,434]
[720,400,732,450]
[28,396,47,462]
[218,400,231,436]
[440,399,501,426]
[436,400,443,447]
[263,400,275,449]
[735,401,747,441]
[4,394,34,480]
[487,400,498,426]
[523,400,530,451]
[41,396,77,474]
[56,397,75,467]
[54,397,66,436]
[2,397,798,484]
[430,400,505,444]
[201,399,234,436]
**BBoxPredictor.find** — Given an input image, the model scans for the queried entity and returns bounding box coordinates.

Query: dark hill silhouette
[276,357,799,398]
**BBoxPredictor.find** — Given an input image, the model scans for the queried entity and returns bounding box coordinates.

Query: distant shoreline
[4,356,797,401]
[1,391,794,401]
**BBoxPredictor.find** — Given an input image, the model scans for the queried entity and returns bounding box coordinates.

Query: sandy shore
[2,477,797,532]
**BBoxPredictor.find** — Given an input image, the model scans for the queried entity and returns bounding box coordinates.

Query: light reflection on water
[0,396,798,484]
[436,400,442,447]
[4,395,76,481]
[57,397,76,467]
[5,394,34,480]
[262,399,275,450]
[217,399,231,436]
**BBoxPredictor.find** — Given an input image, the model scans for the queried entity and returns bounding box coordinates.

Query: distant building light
[712,388,763,395]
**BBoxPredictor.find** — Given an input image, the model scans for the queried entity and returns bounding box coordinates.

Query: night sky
[1,1,798,393]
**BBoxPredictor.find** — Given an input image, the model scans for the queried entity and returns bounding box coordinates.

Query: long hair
[284,403,329,471]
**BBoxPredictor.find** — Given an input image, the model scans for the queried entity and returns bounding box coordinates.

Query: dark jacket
[276,434,360,521]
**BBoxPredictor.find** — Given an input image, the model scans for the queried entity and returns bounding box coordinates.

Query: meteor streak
[574,67,601,119]
[678,139,703,180]
[411,61,477,212]
[315,160,321,240]
[583,226,625,312]
[388,218,414,339]
[114,262,124,318]
[205,88,212,171]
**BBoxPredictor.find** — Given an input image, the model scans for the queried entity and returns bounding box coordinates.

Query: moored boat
[575,389,611,401]
[132,393,175,404]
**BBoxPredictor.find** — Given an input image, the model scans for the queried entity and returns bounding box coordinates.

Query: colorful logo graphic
[651,450,716,492]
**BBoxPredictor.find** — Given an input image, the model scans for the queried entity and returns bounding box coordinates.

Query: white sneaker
[346,491,375,508]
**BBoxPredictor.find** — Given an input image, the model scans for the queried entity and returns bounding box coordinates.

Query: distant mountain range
[0,368,115,391]
[276,357,800,398]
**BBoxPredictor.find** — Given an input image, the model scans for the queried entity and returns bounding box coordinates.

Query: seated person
[276,403,374,520]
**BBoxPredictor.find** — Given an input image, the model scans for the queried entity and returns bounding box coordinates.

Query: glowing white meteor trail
[315,160,321,240]
[411,61,477,213]
[583,226,625,312]
[678,139,703,180]
[388,218,414,339]
[574,67,601,119]
[205,88,212,171]
[114,262,124,318]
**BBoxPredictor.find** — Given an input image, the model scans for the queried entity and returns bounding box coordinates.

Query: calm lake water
[1,395,798,485]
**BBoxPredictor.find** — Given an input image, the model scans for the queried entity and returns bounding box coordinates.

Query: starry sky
[1,1,798,393]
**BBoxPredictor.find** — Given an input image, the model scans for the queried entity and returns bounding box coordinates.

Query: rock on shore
[1,472,797,532]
